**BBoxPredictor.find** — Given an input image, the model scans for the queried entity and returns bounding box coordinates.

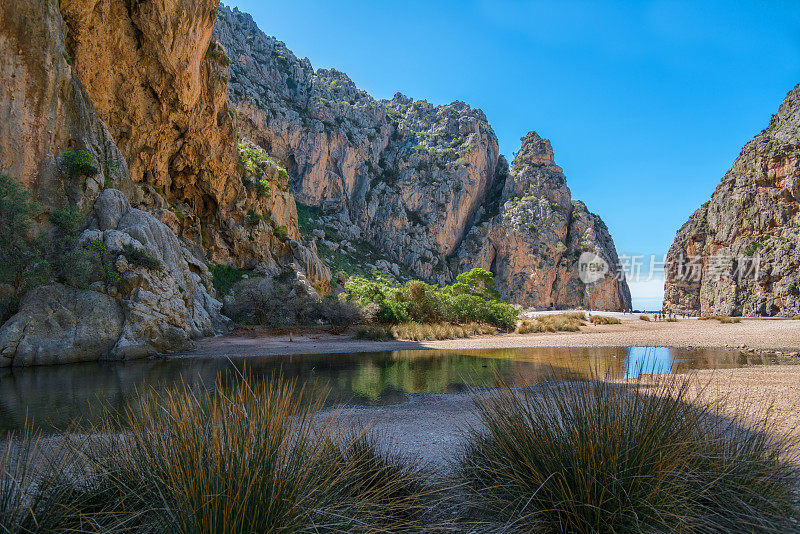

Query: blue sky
[226,0,800,309]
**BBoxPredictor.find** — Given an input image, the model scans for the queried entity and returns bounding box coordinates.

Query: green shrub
[458,375,800,532]
[639,314,651,321]
[345,268,518,330]
[318,294,363,334]
[0,174,48,319]
[256,178,271,196]
[120,243,161,270]
[245,209,263,226]
[86,240,120,287]
[274,225,289,240]
[49,205,93,288]
[206,39,231,67]
[62,149,98,178]
[48,206,83,235]
[210,264,246,295]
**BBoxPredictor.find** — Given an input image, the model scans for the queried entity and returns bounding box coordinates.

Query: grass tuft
[588,315,621,325]
[1,378,441,533]
[355,322,497,341]
[457,374,800,533]
[517,313,586,334]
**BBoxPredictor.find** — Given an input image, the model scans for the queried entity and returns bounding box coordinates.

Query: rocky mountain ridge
[214,5,631,309]
[0,0,630,366]
[663,83,800,316]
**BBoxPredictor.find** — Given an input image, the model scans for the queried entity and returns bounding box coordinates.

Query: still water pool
[0,346,781,432]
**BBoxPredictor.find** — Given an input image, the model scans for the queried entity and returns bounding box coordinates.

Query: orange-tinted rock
[664,83,800,317]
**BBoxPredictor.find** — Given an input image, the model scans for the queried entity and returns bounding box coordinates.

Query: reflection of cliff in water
[0,347,772,433]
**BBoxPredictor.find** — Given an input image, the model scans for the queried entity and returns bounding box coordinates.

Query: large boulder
[0,285,123,367]
[0,189,230,366]
[84,189,230,359]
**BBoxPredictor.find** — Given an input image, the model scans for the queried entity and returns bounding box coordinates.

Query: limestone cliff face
[57,0,327,282]
[215,7,500,284]
[214,6,630,309]
[0,0,327,365]
[454,133,631,309]
[664,84,800,317]
[0,0,133,211]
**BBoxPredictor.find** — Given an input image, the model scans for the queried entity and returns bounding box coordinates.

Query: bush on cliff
[0,174,49,320]
[346,268,518,330]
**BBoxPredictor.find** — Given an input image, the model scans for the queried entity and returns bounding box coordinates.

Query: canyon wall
[214,6,631,310]
[0,0,327,365]
[663,83,800,316]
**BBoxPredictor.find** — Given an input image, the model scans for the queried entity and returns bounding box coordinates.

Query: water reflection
[0,346,778,432]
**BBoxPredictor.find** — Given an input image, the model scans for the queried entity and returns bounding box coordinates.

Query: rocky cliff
[663,84,800,317]
[0,0,632,366]
[453,132,631,308]
[214,6,631,310]
[0,0,327,365]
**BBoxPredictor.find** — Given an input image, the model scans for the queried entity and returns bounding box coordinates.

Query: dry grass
[517,313,586,334]
[3,374,799,533]
[588,315,621,325]
[0,379,442,533]
[355,322,498,341]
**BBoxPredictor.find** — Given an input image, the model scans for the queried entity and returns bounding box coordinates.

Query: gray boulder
[0,189,230,366]
[0,285,123,367]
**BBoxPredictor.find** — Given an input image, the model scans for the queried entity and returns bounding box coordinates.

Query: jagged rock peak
[514,131,558,167]
[214,4,631,310]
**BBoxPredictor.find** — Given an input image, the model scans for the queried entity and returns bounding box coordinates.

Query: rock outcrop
[215,7,501,284]
[57,0,326,281]
[0,189,228,366]
[0,0,134,212]
[454,133,631,309]
[0,0,328,365]
[214,6,631,309]
[663,84,800,317]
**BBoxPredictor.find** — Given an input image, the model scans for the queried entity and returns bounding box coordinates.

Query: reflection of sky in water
[625,347,673,378]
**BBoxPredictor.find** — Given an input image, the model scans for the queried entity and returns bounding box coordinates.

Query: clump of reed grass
[588,315,621,325]
[88,379,441,532]
[517,313,586,334]
[700,315,742,323]
[1,379,441,533]
[355,322,497,341]
[0,429,72,533]
[457,375,799,533]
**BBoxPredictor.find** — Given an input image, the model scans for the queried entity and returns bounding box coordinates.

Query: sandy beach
[184,315,800,359]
